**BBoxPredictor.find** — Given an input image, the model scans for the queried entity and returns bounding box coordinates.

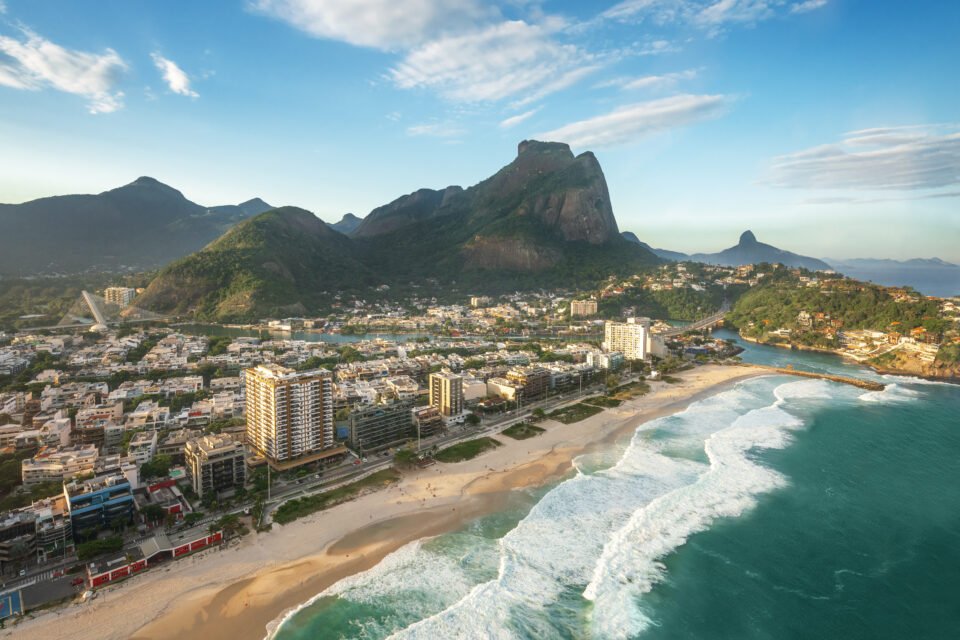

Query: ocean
[270,332,960,640]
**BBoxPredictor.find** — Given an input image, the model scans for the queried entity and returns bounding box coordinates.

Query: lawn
[582,396,622,408]
[501,422,546,440]
[273,469,400,525]
[434,437,502,463]
[548,402,604,424]
[611,381,651,400]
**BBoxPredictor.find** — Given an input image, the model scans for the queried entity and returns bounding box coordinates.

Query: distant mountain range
[138,140,660,320]
[825,257,959,298]
[328,213,364,235]
[0,178,273,274]
[623,229,832,271]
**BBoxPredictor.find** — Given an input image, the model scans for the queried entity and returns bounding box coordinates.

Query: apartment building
[603,317,651,361]
[184,434,246,498]
[429,371,463,417]
[245,364,336,469]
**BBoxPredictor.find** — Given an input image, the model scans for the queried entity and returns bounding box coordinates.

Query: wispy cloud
[251,2,596,106]
[499,107,541,129]
[406,122,467,138]
[768,125,960,190]
[151,53,199,98]
[601,68,698,91]
[603,0,829,32]
[0,28,127,113]
[390,20,596,103]
[536,93,729,148]
[790,0,828,14]
[249,0,491,50]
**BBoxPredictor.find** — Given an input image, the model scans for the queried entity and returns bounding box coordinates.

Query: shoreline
[738,333,960,384]
[11,364,769,640]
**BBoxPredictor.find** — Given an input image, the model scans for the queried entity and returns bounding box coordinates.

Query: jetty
[750,364,885,391]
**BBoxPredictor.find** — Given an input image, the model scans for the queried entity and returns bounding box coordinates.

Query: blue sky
[0,0,957,261]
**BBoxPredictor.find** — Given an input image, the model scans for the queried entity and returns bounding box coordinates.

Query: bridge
[24,290,164,331]
[658,303,731,338]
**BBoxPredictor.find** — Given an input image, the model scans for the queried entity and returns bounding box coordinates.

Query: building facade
[103,287,137,308]
[429,372,464,417]
[603,318,651,360]
[348,400,414,453]
[570,299,598,317]
[64,474,134,539]
[244,364,335,469]
[184,434,246,498]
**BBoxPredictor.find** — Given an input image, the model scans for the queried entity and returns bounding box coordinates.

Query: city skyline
[1,0,958,261]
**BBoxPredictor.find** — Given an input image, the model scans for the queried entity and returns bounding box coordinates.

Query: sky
[0,0,957,262]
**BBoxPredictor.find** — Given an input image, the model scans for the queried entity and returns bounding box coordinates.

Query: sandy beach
[11,364,768,640]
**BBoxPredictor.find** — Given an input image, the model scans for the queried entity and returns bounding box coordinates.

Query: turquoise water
[271,338,960,640]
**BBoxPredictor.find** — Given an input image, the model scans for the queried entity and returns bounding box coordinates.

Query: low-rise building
[128,430,158,465]
[21,445,99,486]
[184,434,246,498]
[64,473,134,539]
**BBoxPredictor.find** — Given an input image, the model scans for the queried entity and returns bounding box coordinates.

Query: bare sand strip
[11,364,768,640]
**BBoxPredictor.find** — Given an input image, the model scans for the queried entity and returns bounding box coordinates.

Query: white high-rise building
[602,317,651,360]
[244,364,335,469]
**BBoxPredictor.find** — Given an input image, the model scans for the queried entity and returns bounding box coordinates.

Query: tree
[531,408,546,421]
[605,374,620,391]
[140,454,172,479]
[394,449,418,469]
[465,413,481,427]
[140,504,166,524]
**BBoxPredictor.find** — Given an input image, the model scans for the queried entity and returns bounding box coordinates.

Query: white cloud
[151,53,199,98]
[249,0,490,50]
[790,0,828,14]
[406,122,467,138]
[499,107,541,128]
[603,68,698,91]
[603,1,825,31]
[0,28,127,113]
[536,93,729,148]
[767,125,960,190]
[390,20,596,103]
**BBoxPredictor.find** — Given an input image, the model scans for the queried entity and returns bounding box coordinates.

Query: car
[19,569,26,577]
[71,577,85,587]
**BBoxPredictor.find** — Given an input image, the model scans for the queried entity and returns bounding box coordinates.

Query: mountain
[351,140,655,287]
[328,212,364,235]
[826,257,960,298]
[688,231,831,270]
[0,178,272,274]
[621,232,690,262]
[138,140,661,320]
[136,207,374,321]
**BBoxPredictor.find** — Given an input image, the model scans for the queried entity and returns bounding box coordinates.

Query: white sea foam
[859,383,921,403]
[880,374,954,387]
[384,380,782,639]
[583,380,822,640]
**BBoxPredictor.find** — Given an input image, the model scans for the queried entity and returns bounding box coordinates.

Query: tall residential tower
[244,364,337,469]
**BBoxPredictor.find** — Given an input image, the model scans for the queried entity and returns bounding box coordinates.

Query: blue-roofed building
[63,474,134,540]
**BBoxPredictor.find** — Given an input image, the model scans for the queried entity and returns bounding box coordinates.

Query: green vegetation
[273,469,400,525]
[140,454,172,480]
[661,375,683,384]
[393,449,419,468]
[583,396,622,408]
[935,342,960,365]
[729,278,948,342]
[609,380,651,401]
[77,536,123,561]
[434,437,502,463]
[548,402,604,424]
[501,422,545,440]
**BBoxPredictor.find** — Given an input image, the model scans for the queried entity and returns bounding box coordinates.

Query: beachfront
[11,364,768,640]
